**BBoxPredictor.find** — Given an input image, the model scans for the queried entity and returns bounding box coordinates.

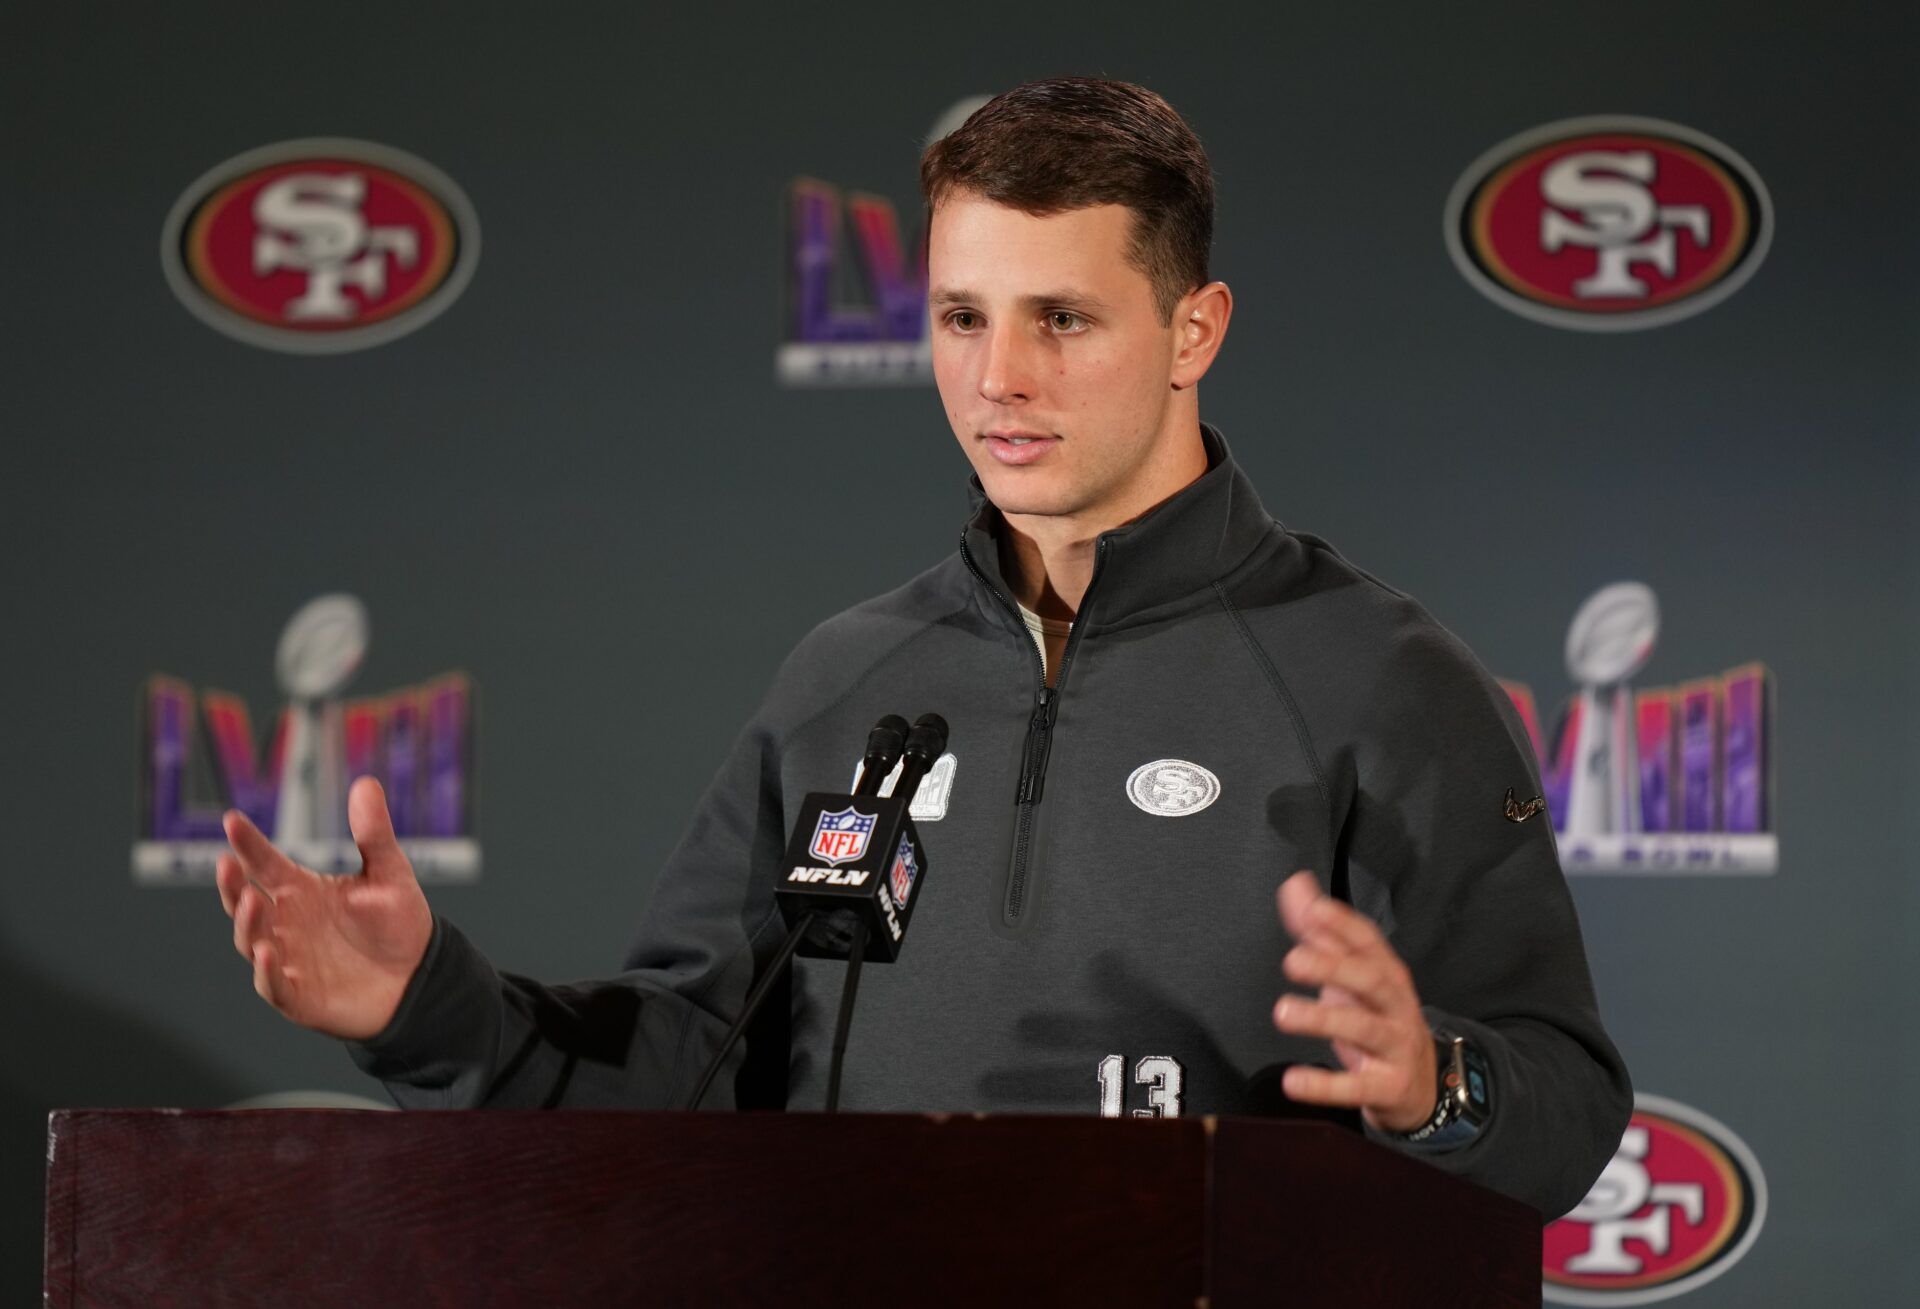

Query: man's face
[928,193,1182,523]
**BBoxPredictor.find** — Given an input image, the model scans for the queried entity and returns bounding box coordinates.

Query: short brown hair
[920,77,1214,324]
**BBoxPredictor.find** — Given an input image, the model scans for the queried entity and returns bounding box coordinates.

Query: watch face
[1460,1045,1492,1119]
[1467,1064,1489,1110]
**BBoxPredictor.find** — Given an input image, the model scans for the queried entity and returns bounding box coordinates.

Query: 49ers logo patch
[161,138,480,353]
[1544,1094,1767,1305]
[1125,759,1220,817]
[1445,117,1770,331]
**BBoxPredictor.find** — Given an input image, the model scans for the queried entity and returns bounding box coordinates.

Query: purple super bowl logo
[1499,583,1776,874]
[775,95,988,388]
[132,595,479,886]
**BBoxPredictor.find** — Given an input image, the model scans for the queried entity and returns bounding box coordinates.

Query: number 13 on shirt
[1098,1054,1185,1118]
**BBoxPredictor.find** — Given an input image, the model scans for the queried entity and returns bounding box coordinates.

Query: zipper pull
[1016,687,1058,805]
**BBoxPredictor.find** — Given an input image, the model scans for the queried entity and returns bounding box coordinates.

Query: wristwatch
[1393,1028,1492,1149]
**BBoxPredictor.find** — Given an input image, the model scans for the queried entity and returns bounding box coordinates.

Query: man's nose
[978,324,1036,404]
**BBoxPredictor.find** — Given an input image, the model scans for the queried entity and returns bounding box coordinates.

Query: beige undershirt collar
[1016,601,1072,678]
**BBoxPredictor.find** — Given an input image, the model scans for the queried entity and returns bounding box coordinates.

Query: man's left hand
[1271,870,1435,1134]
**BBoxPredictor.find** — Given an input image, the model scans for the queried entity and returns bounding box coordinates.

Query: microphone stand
[816,715,942,1111]
[685,713,944,1114]
[823,919,869,1112]
[685,910,870,1114]
[685,910,817,1111]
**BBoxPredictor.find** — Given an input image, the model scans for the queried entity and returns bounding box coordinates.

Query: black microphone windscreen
[906,712,949,759]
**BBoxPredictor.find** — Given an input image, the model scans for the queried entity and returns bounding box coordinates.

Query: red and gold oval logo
[1544,1095,1767,1305]
[161,139,479,353]
[1445,117,1770,331]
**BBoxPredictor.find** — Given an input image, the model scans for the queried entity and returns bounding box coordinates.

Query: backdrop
[5,2,1914,1303]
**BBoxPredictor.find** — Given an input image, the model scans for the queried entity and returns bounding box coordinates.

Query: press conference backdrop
[5,3,1914,1303]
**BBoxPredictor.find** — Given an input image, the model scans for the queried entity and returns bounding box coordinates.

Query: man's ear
[1170,281,1233,391]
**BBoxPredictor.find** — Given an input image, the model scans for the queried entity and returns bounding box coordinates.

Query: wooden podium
[45,1110,1540,1307]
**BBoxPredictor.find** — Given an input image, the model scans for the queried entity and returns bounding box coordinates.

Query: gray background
[5,2,1913,1302]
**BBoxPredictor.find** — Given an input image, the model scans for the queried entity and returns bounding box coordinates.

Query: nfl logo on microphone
[810,807,877,867]
[889,834,919,910]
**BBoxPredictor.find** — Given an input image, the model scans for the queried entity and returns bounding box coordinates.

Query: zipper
[958,532,1109,923]
[1015,688,1057,804]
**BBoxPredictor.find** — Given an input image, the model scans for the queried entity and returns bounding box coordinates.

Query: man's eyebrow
[1020,290,1112,311]
[928,287,1113,311]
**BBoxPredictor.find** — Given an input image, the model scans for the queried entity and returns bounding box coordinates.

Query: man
[217,77,1629,1219]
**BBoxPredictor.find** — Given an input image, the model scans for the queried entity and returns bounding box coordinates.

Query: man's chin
[979,484,1080,520]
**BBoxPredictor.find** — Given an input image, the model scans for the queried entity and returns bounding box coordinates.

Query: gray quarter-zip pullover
[350,425,1631,1219]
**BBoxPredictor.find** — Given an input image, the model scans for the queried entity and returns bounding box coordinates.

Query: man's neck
[999,525,1097,621]
[999,421,1211,619]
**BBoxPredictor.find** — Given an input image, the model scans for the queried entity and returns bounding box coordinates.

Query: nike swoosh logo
[1503,787,1547,823]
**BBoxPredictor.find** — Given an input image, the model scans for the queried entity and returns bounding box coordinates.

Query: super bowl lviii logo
[776,96,987,387]
[1445,116,1771,331]
[133,595,479,885]
[1499,583,1776,873]
[1545,1095,1767,1305]
[161,138,480,353]
[780,178,928,386]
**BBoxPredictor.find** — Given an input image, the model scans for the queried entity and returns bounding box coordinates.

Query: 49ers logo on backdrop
[1445,117,1770,331]
[1544,1094,1767,1305]
[161,138,480,353]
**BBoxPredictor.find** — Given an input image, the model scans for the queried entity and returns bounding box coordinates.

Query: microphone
[686,711,947,1111]
[890,713,950,810]
[853,714,910,796]
[778,713,944,963]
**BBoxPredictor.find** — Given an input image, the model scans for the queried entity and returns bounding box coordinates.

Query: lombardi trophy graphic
[272,594,369,855]
[1561,582,1658,838]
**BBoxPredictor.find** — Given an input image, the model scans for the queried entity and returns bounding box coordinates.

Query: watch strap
[1388,1028,1490,1151]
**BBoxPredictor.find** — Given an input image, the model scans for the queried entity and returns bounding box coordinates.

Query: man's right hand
[215,775,434,1041]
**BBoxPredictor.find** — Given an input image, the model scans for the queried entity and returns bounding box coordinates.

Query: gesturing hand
[1270,870,1436,1134]
[215,776,434,1042]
